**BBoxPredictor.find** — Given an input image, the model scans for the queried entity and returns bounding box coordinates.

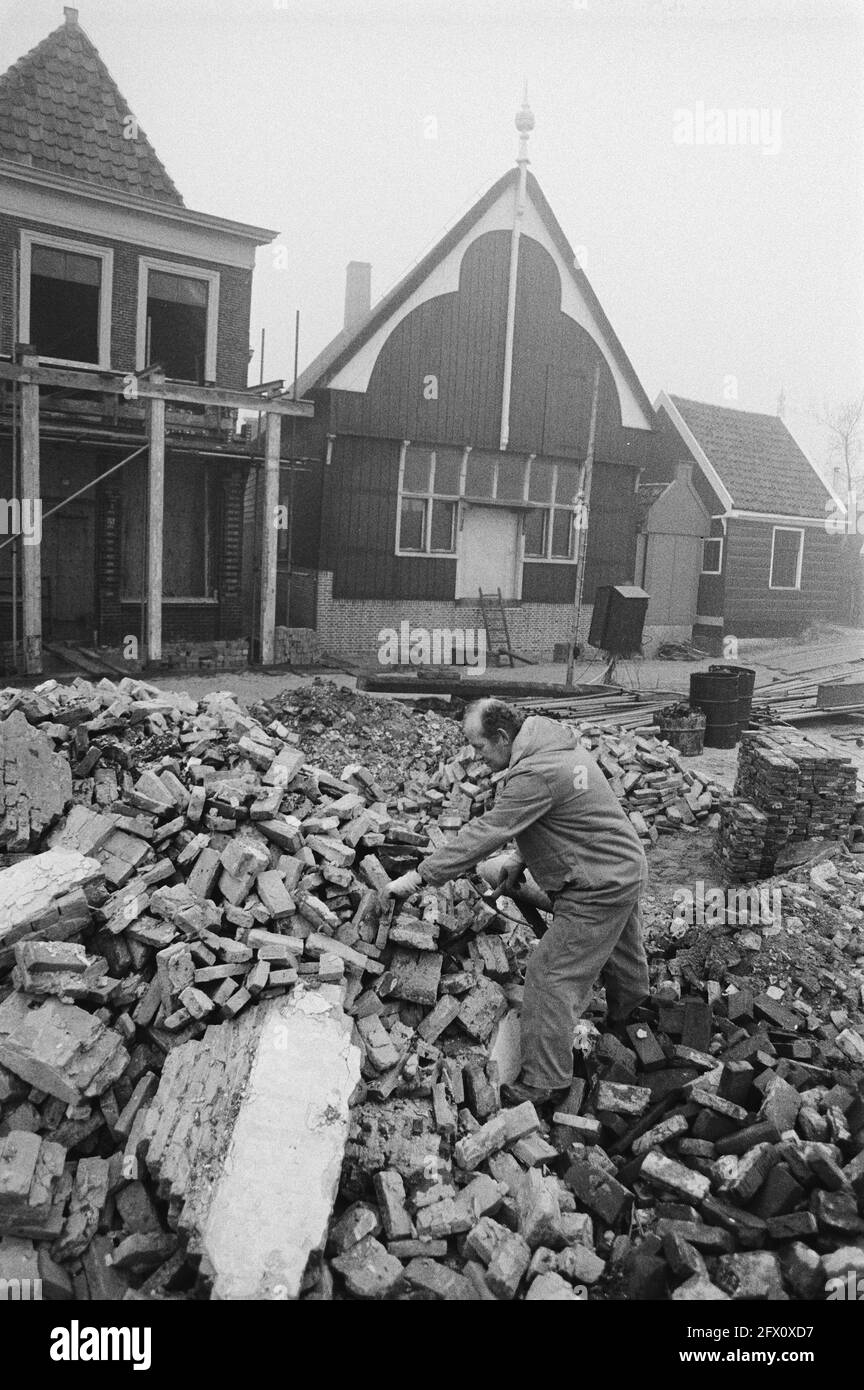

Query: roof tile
[0,16,183,204]
[669,396,831,517]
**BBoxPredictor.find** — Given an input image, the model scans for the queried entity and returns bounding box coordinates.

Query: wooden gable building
[650,393,844,652]
[248,106,662,666]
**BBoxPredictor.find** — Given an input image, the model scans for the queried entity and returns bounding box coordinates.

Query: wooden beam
[0,362,313,416]
[259,412,282,665]
[18,350,42,675]
[146,370,166,665]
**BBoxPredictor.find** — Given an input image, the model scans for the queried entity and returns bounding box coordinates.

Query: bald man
[385,697,650,1106]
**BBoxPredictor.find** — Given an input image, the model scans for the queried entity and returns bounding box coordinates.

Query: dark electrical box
[588,585,649,655]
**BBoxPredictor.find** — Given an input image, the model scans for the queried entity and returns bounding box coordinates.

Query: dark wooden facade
[264,211,658,638]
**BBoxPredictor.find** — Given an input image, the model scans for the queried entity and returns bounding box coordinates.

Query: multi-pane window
[523,460,580,560]
[137,258,219,381]
[397,447,461,554]
[397,445,584,561]
[769,527,803,590]
[145,271,209,383]
[21,233,113,367]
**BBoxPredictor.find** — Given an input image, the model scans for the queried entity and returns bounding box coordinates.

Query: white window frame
[19,230,114,369]
[701,536,724,574]
[136,256,220,381]
[394,444,582,565]
[522,458,580,564]
[395,443,463,556]
[769,525,804,590]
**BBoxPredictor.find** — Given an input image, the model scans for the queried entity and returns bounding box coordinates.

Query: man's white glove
[384,868,423,899]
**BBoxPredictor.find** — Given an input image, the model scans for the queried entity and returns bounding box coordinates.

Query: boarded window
[30,244,101,363]
[121,458,218,598]
[555,463,580,507]
[432,450,462,495]
[146,270,209,382]
[465,453,495,497]
[769,528,803,589]
[403,447,432,493]
[497,456,525,501]
[528,459,554,502]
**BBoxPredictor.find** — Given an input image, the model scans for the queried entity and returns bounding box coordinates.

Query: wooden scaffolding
[0,349,313,675]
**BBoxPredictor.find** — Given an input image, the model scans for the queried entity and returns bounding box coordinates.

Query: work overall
[520,874,650,1091]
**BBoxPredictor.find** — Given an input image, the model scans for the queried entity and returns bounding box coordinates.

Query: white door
[455,506,520,600]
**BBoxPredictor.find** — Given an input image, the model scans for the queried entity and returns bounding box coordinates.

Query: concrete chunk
[145,990,361,1300]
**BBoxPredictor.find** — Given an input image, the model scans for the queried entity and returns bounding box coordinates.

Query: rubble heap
[2,674,861,1301]
[719,729,859,881]
[315,842,864,1302]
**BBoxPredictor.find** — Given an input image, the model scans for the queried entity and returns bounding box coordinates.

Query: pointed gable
[0,12,183,204]
[297,168,655,438]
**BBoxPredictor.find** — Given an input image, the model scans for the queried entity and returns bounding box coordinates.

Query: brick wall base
[314,571,585,666]
[102,636,249,673]
[274,626,320,666]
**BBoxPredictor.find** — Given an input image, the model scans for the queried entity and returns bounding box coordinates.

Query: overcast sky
[2,0,863,478]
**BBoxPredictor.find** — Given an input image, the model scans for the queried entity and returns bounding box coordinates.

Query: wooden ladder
[478,588,516,667]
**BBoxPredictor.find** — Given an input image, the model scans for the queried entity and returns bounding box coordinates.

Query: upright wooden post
[19,349,42,675]
[146,370,165,665]
[565,360,602,687]
[259,410,281,665]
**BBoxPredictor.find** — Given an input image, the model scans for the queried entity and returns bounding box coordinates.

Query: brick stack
[719,730,858,881]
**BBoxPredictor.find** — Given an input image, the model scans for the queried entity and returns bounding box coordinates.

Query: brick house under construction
[0,8,307,673]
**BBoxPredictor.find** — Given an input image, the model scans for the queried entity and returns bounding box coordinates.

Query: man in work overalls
[386,697,650,1106]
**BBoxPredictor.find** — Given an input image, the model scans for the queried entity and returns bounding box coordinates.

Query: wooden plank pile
[720,730,859,882]
[752,652,864,722]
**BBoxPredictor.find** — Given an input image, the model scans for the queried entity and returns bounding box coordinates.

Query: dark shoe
[500,1078,569,1109]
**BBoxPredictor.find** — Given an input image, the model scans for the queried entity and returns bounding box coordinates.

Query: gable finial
[515,84,534,166]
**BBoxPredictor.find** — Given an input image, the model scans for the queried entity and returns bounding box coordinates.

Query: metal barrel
[689,670,740,748]
[709,664,757,736]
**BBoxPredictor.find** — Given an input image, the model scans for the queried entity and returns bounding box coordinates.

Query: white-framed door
[455,505,521,600]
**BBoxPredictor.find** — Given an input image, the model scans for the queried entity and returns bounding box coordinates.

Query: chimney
[344,262,371,332]
[675,461,693,484]
[64,7,79,25]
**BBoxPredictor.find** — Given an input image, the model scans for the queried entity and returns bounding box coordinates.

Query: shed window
[701,538,723,574]
[769,527,803,590]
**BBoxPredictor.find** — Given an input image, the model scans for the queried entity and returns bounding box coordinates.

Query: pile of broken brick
[1,674,862,1301]
[314,856,864,1301]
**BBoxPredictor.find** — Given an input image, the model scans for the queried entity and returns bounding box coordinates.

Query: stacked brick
[719,730,858,881]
